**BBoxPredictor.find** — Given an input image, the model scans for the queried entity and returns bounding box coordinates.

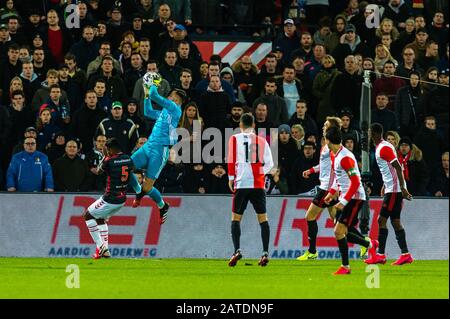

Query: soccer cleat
[159,202,170,224]
[391,253,414,266]
[368,239,379,259]
[92,247,101,259]
[296,250,318,261]
[258,254,269,267]
[333,265,351,275]
[364,253,387,265]
[99,244,110,258]
[132,192,145,208]
[360,237,371,259]
[228,250,242,267]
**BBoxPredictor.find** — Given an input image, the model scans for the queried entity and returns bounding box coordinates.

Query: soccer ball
[143,72,162,88]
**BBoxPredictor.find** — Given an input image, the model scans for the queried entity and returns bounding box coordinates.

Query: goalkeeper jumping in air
[130,72,185,224]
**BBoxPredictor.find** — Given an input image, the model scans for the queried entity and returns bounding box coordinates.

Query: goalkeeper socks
[307,220,318,254]
[148,187,165,208]
[337,237,349,267]
[97,223,109,248]
[129,173,142,194]
[259,221,270,253]
[86,219,103,248]
[378,228,388,254]
[347,227,370,248]
[395,228,409,254]
[231,221,241,253]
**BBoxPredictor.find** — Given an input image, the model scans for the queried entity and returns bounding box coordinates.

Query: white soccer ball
[143,72,162,88]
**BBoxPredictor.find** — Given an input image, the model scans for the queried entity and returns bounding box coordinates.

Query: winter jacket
[31,81,70,113]
[312,67,341,124]
[6,150,54,191]
[86,56,122,78]
[53,154,91,192]
[253,93,289,127]
[69,38,100,70]
[395,85,425,137]
[199,89,231,131]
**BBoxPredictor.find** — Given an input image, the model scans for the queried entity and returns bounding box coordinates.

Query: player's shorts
[88,196,125,220]
[336,199,364,227]
[380,192,403,219]
[312,188,339,208]
[232,188,266,215]
[131,143,170,180]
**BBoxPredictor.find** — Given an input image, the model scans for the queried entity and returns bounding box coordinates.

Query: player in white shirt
[297,116,342,261]
[323,126,378,275]
[227,113,274,267]
[365,123,413,266]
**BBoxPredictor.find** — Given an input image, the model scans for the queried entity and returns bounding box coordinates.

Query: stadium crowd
[0,0,448,197]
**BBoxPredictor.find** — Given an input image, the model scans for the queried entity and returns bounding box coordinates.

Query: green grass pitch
[0,258,447,299]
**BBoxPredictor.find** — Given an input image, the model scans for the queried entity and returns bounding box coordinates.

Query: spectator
[106,5,131,50]
[232,55,258,106]
[31,47,51,82]
[226,101,244,130]
[406,27,429,61]
[383,0,411,30]
[137,0,154,22]
[290,31,314,63]
[158,24,201,63]
[339,108,360,151]
[291,124,305,150]
[386,130,401,149]
[87,55,127,102]
[42,84,71,129]
[392,18,417,58]
[332,23,367,71]
[96,101,138,154]
[45,131,66,166]
[395,46,423,79]
[253,78,289,127]
[253,53,280,102]
[19,61,40,107]
[176,41,201,84]
[5,76,23,106]
[62,54,87,113]
[69,25,99,71]
[183,163,209,194]
[6,136,54,192]
[414,116,447,177]
[374,44,398,73]
[123,52,146,96]
[52,139,91,192]
[68,90,107,152]
[375,18,400,43]
[31,69,70,114]
[277,65,306,117]
[0,43,21,99]
[362,57,378,83]
[272,18,300,66]
[208,164,229,194]
[195,61,236,103]
[325,14,347,53]
[93,78,112,113]
[159,48,182,90]
[304,44,326,81]
[312,55,341,125]
[198,75,231,132]
[0,99,11,178]
[178,68,196,103]
[372,92,399,134]
[395,71,425,138]
[421,66,439,95]
[429,151,449,197]
[288,141,319,195]
[373,60,405,110]
[86,41,122,78]
[332,55,363,121]
[288,99,318,139]
[40,9,73,64]
[397,137,429,196]
[253,102,275,138]
[417,40,440,71]
[125,98,147,136]
[6,91,34,153]
[313,18,332,50]
[148,3,171,53]
[155,149,185,193]
[277,124,300,183]
[35,107,60,152]
[266,166,289,195]
[85,133,107,192]
[138,37,153,64]
[116,41,133,73]
[428,11,448,58]
[153,0,192,26]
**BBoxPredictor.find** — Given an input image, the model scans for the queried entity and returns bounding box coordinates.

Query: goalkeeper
[129,72,185,224]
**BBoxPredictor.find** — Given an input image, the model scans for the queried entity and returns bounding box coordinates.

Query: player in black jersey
[83,138,134,259]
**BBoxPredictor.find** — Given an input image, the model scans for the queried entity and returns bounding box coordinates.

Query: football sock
[129,173,142,194]
[259,221,270,253]
[86,219,103,248]
[231,221,241,253]
[97,223,109,248]
[395,229,409,254]
[378,227,388,254]
[307,220,318,254]
[347,226,370,248]
[148,187,165,208]
[337,237,349,267]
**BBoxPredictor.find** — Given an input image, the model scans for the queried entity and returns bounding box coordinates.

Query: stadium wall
[0,194,448,260]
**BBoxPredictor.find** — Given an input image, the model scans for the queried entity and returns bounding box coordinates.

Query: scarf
[398,150,411,181]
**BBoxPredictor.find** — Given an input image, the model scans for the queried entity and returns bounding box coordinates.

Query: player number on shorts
[121,166,129,182]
